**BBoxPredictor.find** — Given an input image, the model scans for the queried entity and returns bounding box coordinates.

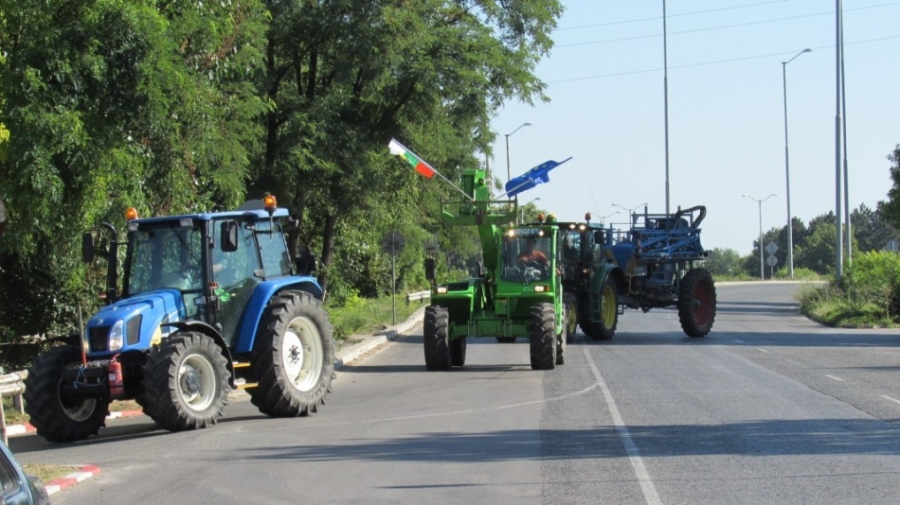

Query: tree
[704,247,743,277]
[851,202,900,253]
[884,144,900,228]
[0,0,268,336]
[249,0,563,294]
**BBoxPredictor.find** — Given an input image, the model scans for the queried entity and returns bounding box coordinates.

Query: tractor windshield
[124,224,203,297]
[501,232,551,283]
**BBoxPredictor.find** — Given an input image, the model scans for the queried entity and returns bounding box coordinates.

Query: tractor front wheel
[678,268,717,337]
[142,331,230,431]
[529,303,556,370]
[250,291,335,417]
[24,346,110,442]
[450,336,467,367]
[424,305,451,371]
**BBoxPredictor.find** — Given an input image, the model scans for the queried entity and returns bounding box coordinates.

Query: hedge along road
[10,282,900,505]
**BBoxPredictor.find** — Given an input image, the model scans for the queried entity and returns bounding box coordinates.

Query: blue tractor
[553,205,716,340]
[24,197,335,442]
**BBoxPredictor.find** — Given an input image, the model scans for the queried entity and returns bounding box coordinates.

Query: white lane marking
[825,374,845,382]
[583,348,663,505]
[882,395,900,406]
[757,348,770,353]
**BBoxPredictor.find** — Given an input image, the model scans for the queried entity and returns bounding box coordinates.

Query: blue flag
[503,157,573,198]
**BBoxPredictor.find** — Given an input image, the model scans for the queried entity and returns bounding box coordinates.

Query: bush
[841,251,900,317]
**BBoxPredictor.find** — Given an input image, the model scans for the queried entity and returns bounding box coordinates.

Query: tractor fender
[593,264,627,302]
[232,276,324,354]
[161,320,238,387]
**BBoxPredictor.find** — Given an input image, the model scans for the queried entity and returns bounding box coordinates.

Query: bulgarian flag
[388,138,437,179]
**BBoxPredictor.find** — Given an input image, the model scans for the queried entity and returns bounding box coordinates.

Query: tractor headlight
[436,286,448,294]
[109,320,124,351]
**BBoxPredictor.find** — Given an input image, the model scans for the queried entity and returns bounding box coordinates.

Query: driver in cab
[518,237,549,267]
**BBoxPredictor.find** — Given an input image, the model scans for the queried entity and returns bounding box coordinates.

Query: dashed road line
[825,374,845,382]
[757,348,770,353]
[882,395,900,406]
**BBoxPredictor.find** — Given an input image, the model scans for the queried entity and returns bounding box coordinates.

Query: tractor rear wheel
[529,303,556,370]
[142,331,230,431]
[24,345,110,442]
[583,276,618,340]
[563,293,578,344]
[424,305,451,371]
[250,291,335,417]
[678,268,717,337]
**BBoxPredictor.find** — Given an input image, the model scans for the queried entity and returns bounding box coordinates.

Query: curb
[44,465,101,496]
[7,408,146,439]
[334,306,426,370]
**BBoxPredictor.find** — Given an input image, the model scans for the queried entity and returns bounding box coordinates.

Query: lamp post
[505,122,533,183]
[782,48,812,279]
[743,193,778,279]
[520,197,541,223]
[612,202,647,225]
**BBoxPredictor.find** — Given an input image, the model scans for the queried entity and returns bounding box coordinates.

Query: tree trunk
[319,213,338,295]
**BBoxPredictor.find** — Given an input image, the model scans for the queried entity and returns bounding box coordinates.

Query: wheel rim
[61,398,98,422]
[177,353,217,412]
[565,302,577,333]
[690,279,714,328]
[600,284,616,327]
[283,316,324,392]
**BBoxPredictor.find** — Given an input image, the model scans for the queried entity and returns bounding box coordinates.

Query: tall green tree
[250,0,563,293]
[883,144,900,228]
[0,0,268,337]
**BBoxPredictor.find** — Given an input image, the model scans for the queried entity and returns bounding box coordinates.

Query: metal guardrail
[0,370,27,445]
[406,290,431,304]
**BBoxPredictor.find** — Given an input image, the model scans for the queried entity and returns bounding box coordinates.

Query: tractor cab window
[211,218,263,345]
[501,232,551,282]
[255,219,293,278]
[125,224,203,301]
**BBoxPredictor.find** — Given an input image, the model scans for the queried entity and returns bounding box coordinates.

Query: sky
[488,0,900,256]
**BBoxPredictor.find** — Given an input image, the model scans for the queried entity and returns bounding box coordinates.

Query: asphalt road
[11,281,900,504]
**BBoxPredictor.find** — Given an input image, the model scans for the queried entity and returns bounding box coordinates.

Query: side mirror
[594,230,605,245]
[424,258,436,281]
[82,232,96,263]
[295,247,316,276]
[221,221,239,252]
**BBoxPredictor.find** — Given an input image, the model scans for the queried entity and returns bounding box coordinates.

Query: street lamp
[520,197,541,223]
[782,48,812,279]
[743,193,778,279]
[505,122,533,183]
[611,203,647,225]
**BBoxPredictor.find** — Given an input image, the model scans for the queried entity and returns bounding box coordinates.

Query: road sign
[766,255,778,267]
[424,240,440,256]
[381,231,405,256]
[765,241,779,256]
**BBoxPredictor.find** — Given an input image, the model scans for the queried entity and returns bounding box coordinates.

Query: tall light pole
[743,193,778,279]
[505,122,533,183]
[782,48,812,280]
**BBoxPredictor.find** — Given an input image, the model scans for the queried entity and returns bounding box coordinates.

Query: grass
[22,463,81,484]
[327,292,424,343]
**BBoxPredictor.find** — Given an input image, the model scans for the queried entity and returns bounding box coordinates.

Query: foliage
[884,145,900,228]
[704,247,744,277]
[798,251,900,328]
[326,291,421,341]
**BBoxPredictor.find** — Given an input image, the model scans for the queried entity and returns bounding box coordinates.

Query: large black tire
[678,268,717,337]
[583,276,618,341]
[424,305,451,371]
[250,291,336,417]
[142,331,230,431]
[557,301,568,366]
[529,303,556,370]
[563,292,578,344]
[450,337,467,367]
[23,346,110,442]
